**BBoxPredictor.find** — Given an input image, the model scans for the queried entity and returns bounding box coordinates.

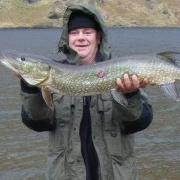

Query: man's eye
[69,31,78,35]
[84,31,93,34]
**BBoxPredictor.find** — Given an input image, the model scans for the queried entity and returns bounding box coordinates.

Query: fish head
[0,51,51,86]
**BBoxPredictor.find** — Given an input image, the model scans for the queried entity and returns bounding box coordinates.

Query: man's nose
[77,32,85,41]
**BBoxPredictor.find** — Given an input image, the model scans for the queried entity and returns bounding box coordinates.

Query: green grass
[0,0,179,28]
[0,0,53,28]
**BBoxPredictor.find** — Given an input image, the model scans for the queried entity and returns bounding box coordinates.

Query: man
[21,4,153,180]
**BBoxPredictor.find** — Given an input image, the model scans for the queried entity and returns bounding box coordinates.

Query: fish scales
[50,60,127,95]
[0,51,180,97]
[48,55,180,96]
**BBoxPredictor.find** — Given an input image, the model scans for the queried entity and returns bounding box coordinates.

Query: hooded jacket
[21,4,153,180]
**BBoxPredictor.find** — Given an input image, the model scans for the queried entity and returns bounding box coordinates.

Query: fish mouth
[0,59,19,73]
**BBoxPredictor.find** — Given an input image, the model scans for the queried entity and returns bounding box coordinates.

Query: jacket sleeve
[112,90,153,134]
[20,80,56,132]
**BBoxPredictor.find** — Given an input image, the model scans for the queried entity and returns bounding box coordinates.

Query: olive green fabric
[58,4,111,64]
[20,4,152,180]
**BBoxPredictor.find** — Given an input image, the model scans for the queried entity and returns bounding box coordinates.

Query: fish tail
[158,51,180,90]
[158,51,180,67]
[160,82,180,102]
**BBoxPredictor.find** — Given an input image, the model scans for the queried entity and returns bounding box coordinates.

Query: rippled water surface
[0,28,179,180]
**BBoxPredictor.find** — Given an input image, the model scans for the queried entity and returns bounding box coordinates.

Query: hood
[58,4,111,64]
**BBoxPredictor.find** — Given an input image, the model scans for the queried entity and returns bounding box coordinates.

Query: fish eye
[21,57,25,61]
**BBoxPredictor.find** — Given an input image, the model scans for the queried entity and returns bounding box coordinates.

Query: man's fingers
[116,74,149,94]
[116,74,135,93]
[123,74,131,89]
[116,74,145,94]
[116,78,125,91]
[131,75,140,89]
[140,78,149,88]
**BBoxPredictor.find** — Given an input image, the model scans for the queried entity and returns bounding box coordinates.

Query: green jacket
[21,4,153,180]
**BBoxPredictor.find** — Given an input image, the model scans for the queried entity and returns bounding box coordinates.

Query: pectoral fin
[41,86,54,110]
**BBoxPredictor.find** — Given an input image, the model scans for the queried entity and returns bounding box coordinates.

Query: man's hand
[116,74,148,94]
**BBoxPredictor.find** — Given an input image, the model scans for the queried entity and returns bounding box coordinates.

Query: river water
[0,28,179,180]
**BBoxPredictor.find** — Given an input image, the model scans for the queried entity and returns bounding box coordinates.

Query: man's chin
[78,52,88,58]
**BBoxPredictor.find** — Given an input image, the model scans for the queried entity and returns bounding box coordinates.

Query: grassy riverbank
[0,0,179,28]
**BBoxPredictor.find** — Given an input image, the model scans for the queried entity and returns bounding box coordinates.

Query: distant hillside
[0,0,180,28]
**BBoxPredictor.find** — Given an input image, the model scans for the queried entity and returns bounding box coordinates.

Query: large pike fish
[0,51,180,108]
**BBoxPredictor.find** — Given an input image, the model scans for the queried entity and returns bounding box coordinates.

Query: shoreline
[0,26,180,30]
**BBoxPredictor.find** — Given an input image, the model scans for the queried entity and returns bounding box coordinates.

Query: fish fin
[41,86,54,110]
[160,82,180,102]
[111,89,128,106]
[22,76,41,86]
[158,51,180,67]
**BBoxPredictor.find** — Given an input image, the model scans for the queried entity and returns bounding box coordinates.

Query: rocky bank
[0,0,180,28]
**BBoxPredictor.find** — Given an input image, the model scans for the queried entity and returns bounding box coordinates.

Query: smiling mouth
[76,45,88,47]
[76,46,88,51]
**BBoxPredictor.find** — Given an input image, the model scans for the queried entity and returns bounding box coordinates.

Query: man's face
[68,28,100,63]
